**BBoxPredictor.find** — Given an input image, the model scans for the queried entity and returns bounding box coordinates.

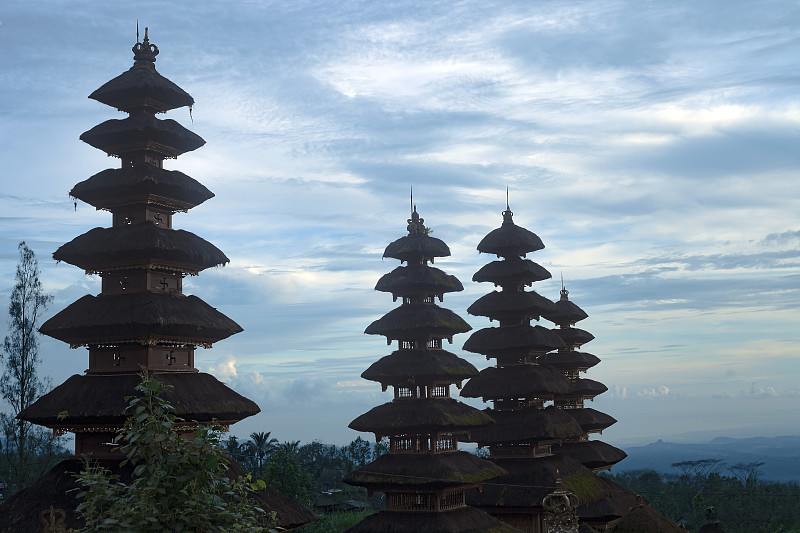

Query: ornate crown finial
[407,206,426,235]
[132,26,159,66]
[560,273,569,301]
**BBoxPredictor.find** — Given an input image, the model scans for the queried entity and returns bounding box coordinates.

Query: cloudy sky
[1,1,798,450]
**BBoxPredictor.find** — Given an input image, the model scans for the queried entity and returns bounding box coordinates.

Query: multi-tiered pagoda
[344,207,518,533]
[0,30,312,532]
[459,203,638,533]
[541,285,627,475]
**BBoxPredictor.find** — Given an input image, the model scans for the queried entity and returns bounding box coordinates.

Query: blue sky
[1,0,798,448]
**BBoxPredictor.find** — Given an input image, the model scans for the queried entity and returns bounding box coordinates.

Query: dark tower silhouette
[344,206,518,532]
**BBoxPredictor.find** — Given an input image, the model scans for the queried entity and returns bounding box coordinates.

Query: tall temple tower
[343,207,518,532]
[18,28,258,455]
[459,203,637,533]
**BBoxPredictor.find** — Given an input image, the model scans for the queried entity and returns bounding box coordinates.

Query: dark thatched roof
[375,264,463,297]
[0,456,313,532]
[464,406,583,445]
[565,379,608,399]
[349,398,494,435]
[553,327,595,348]
[365,303,471,341]
[53,222,229,274]
[467,290,556,322]
[70,166,213,211]
[477,212,544,258]
[18,372,259,428]
[607,503,683,533]
[543,296,589,326]
[40,292,242,347]
[345,506,520,533]
[460,365,572,400]
[463,325,565,356]
[80,115,205,159]
[552,440,628,470]
[89,64,195,113]
[473,258,552,286]
[383,234,451,263]
[361,349,478,386]
[344,451,507,489]
[564,407,617,433]
[467,454,636,523]
[537,351,601,371]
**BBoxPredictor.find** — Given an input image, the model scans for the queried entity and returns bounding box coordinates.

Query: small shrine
[343,206,518,532]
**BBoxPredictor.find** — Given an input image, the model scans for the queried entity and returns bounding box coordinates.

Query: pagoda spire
[344,205,516,533]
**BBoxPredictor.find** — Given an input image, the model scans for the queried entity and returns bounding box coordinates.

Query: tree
[0,241,64,493]
[247,431,278,478]
[75,372,275,532]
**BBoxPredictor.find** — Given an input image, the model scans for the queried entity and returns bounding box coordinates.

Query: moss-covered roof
[537,351,601,372]
[53,222,229,274]
[80,114,205,159]
[375,264,463,298]
[365,303,471,341]
[349,398,494,435]
[89,63,195,113]
[607,503,683,533]
[563,378,608,399]
[462,325,565,356]
[460,364,572,400]
[472,257,552,286]
[40,292,242,347]
[564,407,617,433]
[464,406,583,445]
[383,233,451,263]
[361,349,478,386]
[70,166,213,212]
[552,440,628,471]
[477,214,545,259]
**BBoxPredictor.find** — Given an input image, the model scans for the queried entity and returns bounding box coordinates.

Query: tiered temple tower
[18,29,259,454]
[540,285,627,474]
[343,207,517,532]
[459,203,638,533]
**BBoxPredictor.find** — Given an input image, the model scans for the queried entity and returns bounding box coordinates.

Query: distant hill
[612,435,800,483]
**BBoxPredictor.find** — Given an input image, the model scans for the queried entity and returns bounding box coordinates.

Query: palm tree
[247,431,278,477]
[278,440,301,456]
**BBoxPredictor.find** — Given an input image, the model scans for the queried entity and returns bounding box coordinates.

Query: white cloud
[637,385,671,399]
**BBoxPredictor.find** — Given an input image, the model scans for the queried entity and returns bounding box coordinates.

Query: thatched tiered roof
[460,365,572,400]
[53,223,229,274]
[477,209,545,258]
[365,303,471,341]
[80,114,205,158]
[18,372,259,429]
[564,407,617,433]
[551,440,628,471]
[553,326,595,348]
[463,324,564,356]
[383,234,451,263]
[376,264,464,298]
[467,290,556,322]
[350,398,495,436]
[89,66,195,113]
[40,292,242,347]
[538,351,601,372]
[466,406,584,445]
[472,257,552,286]
[70,167,213,211]
[361,349,478,387]
[345,507,519,533]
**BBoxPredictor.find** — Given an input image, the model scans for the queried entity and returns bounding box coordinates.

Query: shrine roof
[361,349,478,387]
[345,506,518,533]
[552,440,628,471]
[564,378,608,399]
[472,257,552,285]
[553,327,595,348]
[365,303,471,341]
[467,289,556,322]
[477,208,545,258]
[70,166,213,212]
[462,324,565,356]
[563,407,617,433]
[349,398,494,435]
[53,222,228,274]
[80,114,205,159]
[39,292,242,347]
[375,264,463,297]
[537,351,601,371]
[383,234,451,263]
[343,450,506,489]
[17,372,258,428]
[464,405,584,446]
[543,289,590,325]
[606,502,684,533]
[460,364,572,400]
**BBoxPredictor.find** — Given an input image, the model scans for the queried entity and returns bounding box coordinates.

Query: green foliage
[293,510,374,533]
[263,447,314,506]
[601,467,800,533]
[0,241,66,494]
[74,373,275,532]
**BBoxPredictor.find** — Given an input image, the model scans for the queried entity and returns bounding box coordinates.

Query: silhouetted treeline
[602,461,800,533]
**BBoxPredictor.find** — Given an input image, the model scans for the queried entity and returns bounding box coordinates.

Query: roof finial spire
[132,25,159,66]
[560,272,569,301]
[506,185,510,210]
[410,185,414,217]
[502,187,514,225]
[136,20,139,43]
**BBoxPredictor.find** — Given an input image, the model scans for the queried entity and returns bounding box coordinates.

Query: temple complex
[459,202,639,532]
[0,30,312,531]
[344,207,518,532]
